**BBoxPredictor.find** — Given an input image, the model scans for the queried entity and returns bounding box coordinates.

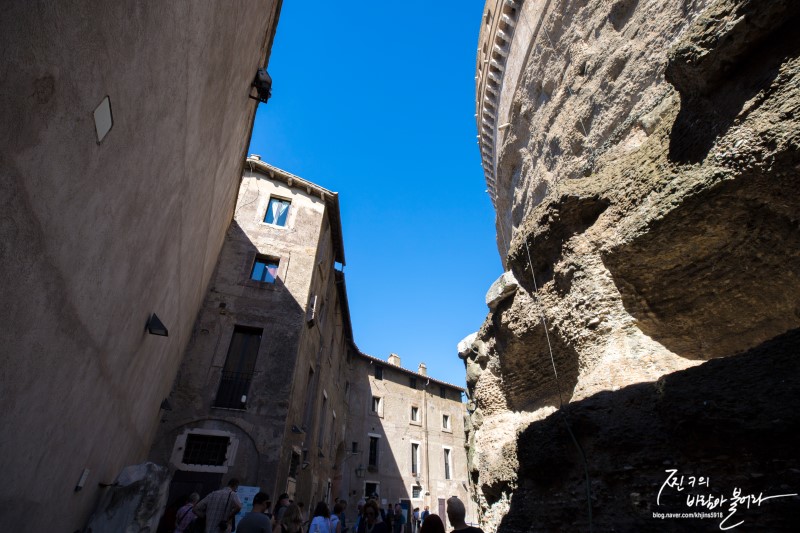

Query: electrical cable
[523,238,593,533]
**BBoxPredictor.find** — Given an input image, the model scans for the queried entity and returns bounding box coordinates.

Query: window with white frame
[412,485,422,499]
[410,406,420,423]
[264,197,291,226]
[182,434,229,466]
[442,413,451,430]
[443,447,452,480]
[368,434,381,468]
[371,395,383,416]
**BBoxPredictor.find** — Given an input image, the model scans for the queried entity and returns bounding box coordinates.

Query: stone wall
[343,353,473,526]
[149,161,351,510]
[467,0,800,530]
[0,2,281,531]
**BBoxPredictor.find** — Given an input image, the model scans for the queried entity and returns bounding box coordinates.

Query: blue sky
[249,1,501,388]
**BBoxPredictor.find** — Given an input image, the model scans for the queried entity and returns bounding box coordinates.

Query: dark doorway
[400,499,411,533]
[365,481,379,498]
[157,470,224,533]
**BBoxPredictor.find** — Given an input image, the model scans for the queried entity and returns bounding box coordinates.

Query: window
[444,448,452,480]
[411,442,420,475]
[264,197,291,226]
[302,367,316,429]
[412,486,422,499]
[250,255,279,283]
[439,386,447,399]
[365,482,379,499]
[442,414,451,430]
[352,442,359,454]
[411,406,420,423]
[371,396,382,416]
[215,326,262,409]
[288,451,300,479]
[409,377,417,389]
[318,392,328,450]
[182,434,230,466]
[368,436,380,467]
[375,365,383,380]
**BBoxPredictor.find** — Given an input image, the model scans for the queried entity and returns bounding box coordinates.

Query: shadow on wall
[492,295,580,412]
[497,328,800,532]
[665,0,800,163]
[601,172,800,360]
[343,361,414,525]
[602,0,800,361]
[150,218,308,532]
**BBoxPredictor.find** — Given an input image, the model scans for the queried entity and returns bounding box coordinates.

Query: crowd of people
[171,480,483,533]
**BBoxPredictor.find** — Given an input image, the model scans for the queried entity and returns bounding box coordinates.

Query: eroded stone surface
[467,0,800,530]
[485,271,520,310]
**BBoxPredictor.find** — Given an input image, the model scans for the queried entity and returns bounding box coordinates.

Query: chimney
[250,154,261,161]
[388,353,401,367]
[417,362,427,376]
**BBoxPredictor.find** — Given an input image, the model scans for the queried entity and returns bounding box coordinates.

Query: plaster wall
[343,355,473,526]
[0,3,280,529]
[150,166,351,509]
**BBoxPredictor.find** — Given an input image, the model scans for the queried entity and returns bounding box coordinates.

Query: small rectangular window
[411,442,420,475]
[182,434,230,466]
[264,197,291,226]
[409,377,417,389]
[288,451,300,479]
[444,448,452,480]
[215,326,262,409]
[369,436,380,467]
[352,442,359,454]
[412,486,422,499]
[411,406,420,422]
[442,414,451,430]
[375,365,383,380]
[250,255,279,283]
[440,386,447,399]
[371,396,382,414]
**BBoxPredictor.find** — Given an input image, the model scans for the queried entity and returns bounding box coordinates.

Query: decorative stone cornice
[475,0,522,207]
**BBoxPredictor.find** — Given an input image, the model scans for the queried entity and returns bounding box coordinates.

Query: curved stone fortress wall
[468,0,800,530]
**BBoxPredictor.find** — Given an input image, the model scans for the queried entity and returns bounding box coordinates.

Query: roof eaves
[245,157,345,264]
[356,351,465,392]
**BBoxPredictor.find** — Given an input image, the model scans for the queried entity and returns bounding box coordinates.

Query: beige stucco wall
[343,355,473,526]
[0,2,280,530]
[150,164,351,507]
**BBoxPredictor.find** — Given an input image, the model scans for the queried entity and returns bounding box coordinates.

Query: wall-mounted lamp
[249,68,272,104]
[146,313,169,336]
[355,464,365,478]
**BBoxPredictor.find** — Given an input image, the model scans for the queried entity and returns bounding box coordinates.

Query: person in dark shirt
[445,498,483,533]
[358,500,388,533]
[237,492,272,533]
[419,514,444,533]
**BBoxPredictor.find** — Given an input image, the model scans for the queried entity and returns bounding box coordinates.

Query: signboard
[234,485,262,523]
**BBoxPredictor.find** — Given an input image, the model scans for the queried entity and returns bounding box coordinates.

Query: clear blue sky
[249,1,501,388]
